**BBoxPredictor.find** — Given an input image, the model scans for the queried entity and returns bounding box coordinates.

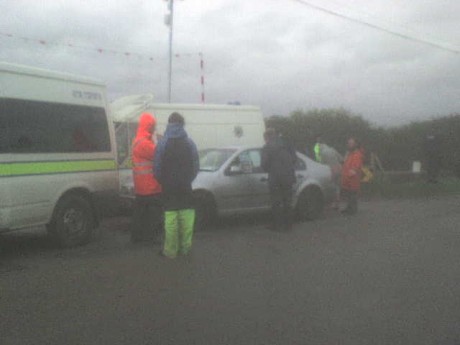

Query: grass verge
[361,176,460,200]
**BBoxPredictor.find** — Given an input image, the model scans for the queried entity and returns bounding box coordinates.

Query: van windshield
[199,149,237,172]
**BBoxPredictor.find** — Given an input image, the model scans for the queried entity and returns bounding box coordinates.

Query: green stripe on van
[0,160,117,177]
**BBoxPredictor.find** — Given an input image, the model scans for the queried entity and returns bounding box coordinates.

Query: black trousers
[341,189,358,215]
[269,183,293,231]
[131,194,163,242]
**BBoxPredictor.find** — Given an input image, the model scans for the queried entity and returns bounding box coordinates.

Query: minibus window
[2,98,111,153]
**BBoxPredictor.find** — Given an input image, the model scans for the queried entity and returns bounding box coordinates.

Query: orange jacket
[341,148,364,191]
[132,113,162,196]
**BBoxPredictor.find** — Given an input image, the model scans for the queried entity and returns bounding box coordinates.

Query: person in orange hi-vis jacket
[341,137,364,215]
[131,112,163,243]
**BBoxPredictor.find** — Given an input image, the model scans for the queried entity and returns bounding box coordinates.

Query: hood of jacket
[136,112,156,139]
[164,123,187,139]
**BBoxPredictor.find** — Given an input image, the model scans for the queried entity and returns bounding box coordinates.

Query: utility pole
[167,0,174,103]
[199,52,205,104]
[164,0,180,103]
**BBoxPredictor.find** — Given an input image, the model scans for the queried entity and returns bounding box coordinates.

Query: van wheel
[50,194,95,247]
[297,188,324,221]
[194,192,216,231]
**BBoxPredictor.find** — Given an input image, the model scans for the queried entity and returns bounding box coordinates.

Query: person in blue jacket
[154,112,199,258]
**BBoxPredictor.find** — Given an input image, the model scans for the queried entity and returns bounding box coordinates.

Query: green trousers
[163,209,195,258]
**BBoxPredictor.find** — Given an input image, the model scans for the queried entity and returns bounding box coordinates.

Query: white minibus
[0,62,118,246]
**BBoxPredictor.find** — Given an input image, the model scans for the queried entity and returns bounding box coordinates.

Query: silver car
[119,146,336,227]
[193,146,336,226]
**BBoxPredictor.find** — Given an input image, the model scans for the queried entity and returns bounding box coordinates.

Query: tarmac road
[1,196,460,345]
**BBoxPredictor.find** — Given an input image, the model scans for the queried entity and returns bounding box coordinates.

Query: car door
[214,151,254,212]
[244,149,271,210]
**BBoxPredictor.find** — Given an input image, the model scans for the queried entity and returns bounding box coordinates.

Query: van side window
[1,98,111,153]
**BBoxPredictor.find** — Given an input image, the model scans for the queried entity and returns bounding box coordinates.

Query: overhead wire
[290,0,460,55]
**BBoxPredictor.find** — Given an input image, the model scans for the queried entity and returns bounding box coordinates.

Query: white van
[111,94,266,168]
[111,94,266,199]
[0,62,118,246]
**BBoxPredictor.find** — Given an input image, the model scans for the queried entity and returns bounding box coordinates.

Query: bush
[266,110,460,174]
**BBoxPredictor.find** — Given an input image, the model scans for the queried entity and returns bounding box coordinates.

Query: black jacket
[154,123,199,209]
[261,136,297,188]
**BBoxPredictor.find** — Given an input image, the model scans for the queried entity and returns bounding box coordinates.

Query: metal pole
[167,0,174,103]
[199,52,205,104]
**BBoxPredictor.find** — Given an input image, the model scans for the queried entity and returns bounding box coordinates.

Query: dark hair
[168,112,184,125]
[264,128,277,141]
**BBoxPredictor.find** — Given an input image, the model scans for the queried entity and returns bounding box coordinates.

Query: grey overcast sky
[1,0,459,125]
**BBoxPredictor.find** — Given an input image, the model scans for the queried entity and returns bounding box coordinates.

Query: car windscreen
[199,149,237,172]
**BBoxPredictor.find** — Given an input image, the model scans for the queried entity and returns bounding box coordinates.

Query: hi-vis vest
[131,138,161,195]
[314,143,321,162]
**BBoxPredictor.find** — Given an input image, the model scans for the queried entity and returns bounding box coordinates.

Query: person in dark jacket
[153,112,199,258]
[261,128,297,231]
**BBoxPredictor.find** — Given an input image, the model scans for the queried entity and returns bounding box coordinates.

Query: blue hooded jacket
[153,123,199,198]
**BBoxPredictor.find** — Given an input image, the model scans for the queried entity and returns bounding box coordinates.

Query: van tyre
[297,188,324,221]
[194,192,216,231]
[49,194,95,247]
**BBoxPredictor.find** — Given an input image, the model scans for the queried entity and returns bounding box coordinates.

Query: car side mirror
[230,165,242,174]
[241,161,253,174]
